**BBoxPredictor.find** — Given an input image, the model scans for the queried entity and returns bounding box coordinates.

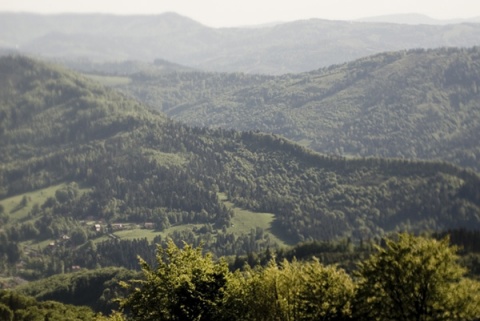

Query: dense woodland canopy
[4,234,478,321]
[119,235,480,321]
[0,289,96,321]
[114,47,480,172]
[1,55,480,261]
[0,54,479,319]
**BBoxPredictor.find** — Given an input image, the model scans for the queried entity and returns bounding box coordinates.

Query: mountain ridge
[358,13,480,25]
[1,55,480,249]
[114,47,480,172]
[2,12,480,74]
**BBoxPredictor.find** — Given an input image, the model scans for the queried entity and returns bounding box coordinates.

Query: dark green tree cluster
[219,131,480,242]
[121,234,480,321]
[2,222,277,280]
[14,267,138,314]
[0,290,95,321]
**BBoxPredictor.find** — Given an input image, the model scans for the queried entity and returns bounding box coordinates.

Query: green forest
[111,47,480,172]
[0,53,480,320]
[2,234,479,320]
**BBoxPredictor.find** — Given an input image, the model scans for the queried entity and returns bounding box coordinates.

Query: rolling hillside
[2,13,480,74]
[115,47,480,172]
[1,55,480,260]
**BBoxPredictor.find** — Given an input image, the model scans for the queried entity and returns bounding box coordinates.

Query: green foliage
[1,234,477,321]
[229,258,354,321]
[15,267,138,314]
[94,311,126,321]
[1,55,480,274]
[0,303,13,321]
[354,233,480,321]
[121,241,355,321]
[120,234,480,321]
[296,259,354,321]
[121,47,480,172]
[120,240,230,321]
[0,290,95,321]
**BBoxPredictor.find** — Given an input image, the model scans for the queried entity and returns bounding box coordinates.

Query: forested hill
[117,47,480,172]
[1,56,480,250]
[2,13,480,74]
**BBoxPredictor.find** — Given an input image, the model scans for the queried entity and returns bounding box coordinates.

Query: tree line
[118,47,480,172]
[1,56,480,280]
[117,234,480,321]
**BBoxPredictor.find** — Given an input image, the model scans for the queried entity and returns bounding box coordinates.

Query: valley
[0,10,480,320]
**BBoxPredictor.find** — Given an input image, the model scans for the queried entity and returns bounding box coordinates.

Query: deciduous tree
[120,240,230,321]
[354,233,480,321]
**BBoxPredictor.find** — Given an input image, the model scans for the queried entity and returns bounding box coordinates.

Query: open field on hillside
[0,183,83,223]
[219,193,291,247]
[91,193,290,248]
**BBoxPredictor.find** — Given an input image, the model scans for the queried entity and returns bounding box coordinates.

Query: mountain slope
[2,13,480,74]
[1,56,480,250]
[117,47,480,172]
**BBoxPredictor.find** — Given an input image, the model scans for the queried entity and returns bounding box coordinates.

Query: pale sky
[0,0,479,27]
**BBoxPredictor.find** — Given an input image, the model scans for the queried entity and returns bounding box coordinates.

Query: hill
[1,56,480,277]
[2,13,480,74]
[14,267,138,313]
[115,47,480,172]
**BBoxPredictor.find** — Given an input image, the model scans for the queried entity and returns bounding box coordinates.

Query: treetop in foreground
[354,233,480,321]
[120,234,480,321]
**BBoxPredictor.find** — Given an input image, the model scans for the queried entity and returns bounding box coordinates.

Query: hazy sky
[1,0,479,27]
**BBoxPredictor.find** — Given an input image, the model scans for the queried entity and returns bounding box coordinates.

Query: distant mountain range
[1,12,480,74]
[358,13,480,25]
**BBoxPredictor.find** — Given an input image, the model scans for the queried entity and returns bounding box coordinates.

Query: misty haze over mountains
[1,12,480,74]
[357,13,480,25]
